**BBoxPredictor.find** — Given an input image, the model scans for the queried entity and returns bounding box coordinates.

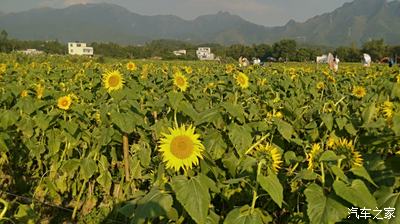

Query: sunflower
[381,100,394,120]
[94,112,101,123]
[316,81,325,90]
[326,136,336,149]
[258,78,267,87]
[161,65,169,75]
[327,75,336,83]
[184,66,193,74]
[235,72,249,89]
[352,86,366,98]
[274,111,283,119]
[158,125,204,172]
[36,84,44,99]
[57,95,72,110]
[173,71,189,92]
[103,70,124,92]
[0,63,6,74]
[126,62,137,71]
[333,138,363,168]
[255,143,283,173]
[20,90,29,98]
[323,100,335,113]
[141,64,150,80]
[307,144,322,171]
[225,64,235,74]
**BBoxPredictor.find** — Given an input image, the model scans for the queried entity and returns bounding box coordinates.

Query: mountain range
[0,0,399,46]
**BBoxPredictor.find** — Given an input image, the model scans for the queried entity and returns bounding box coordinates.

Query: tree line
[0,30,399,62]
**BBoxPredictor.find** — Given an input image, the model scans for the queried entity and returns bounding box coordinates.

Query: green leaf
[96,171,112,194]
[391,83,400,99]
[168,91,184,110]
[258,173,284,208]
[206,210,220,224]
[304,183,348,224]
[132,188,173,223]
[228,123,252,156]
[110,111,138,133]
[284,151,301,164]
[335,117,347,130]
[0,110,19,129]
[321,113,333,131]
[171,175,210,224]
[14,204,38,224]
[61,159,81,177]
[222,102,245,122]
[375,187,400,224]
[276,120,295,141]
[392,113,400,136]
[179,101,199,120]
[331,166,349,183]
[203,130,227,160]
[333,179,377,209]
[319,151,339,161]
[295,169,318,180]
[0,132,11,152]
[224,205,269,224]
[47,129,62,156]
[60,119,79,136]
[195,108,221,125]
[362,102,376,125]
[80,158,98,180]
[344,123,357,136]
[350,166,377,187]
[34,112,53,131]
[137,143,151,168]
[222,151,239,176]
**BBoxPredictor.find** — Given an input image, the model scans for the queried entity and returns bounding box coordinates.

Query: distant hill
[273,0,400,46]
[0,0,399,46]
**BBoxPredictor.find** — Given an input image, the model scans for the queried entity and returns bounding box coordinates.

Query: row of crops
[0,53,400,223]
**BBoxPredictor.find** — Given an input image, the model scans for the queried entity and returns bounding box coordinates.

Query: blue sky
[0,0,353,26]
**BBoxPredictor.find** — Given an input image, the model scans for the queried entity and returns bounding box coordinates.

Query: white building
[173,49,187,56]
[68,42,93,56]
[196,47,215,60]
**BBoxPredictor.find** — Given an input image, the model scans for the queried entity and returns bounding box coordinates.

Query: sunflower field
[1,53,400,224]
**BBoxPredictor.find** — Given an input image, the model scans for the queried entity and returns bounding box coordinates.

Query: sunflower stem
[234,90,238,105]
[288,162,299,176]
[72,179,87,220]
[0,198,8,220]
[251,161,264,214]
[245,134,270,155]
[320,161,325,186]
[123,133,130,182]
[173,109,178,128]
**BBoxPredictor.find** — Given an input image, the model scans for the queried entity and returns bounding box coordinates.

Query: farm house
[173,49,187,56]
[68,42,93,56]
[196,47,215,60]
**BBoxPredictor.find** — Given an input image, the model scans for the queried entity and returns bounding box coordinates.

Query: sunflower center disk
[176,77,185,86]
[170,135,194,159]
[108,76,120,87]
[62,100,68,106]
[238,76,245,85]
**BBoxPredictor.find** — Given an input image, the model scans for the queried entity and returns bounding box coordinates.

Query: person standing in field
[333,56,339,72]
[327,53,339,73]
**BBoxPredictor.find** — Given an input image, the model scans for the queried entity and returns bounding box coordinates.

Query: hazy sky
[0,0,353,26]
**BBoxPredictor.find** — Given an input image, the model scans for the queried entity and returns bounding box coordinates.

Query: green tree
[362,39,388,62]
[272,39,297,61]
[253,44,272,61]
[335,46,361,62]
